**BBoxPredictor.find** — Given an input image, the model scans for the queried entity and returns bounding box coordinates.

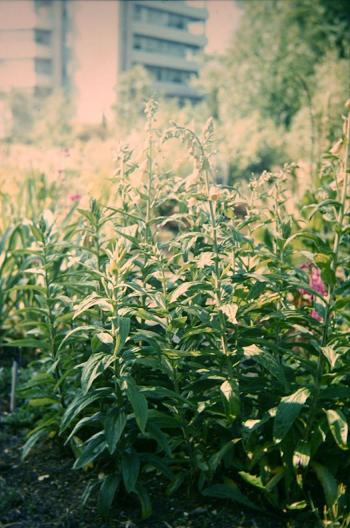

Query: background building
[0,0,209,124]
[0,0,73,96]
[117,0,208,102]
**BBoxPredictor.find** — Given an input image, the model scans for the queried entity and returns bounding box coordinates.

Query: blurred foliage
[1,89,72,146]
[0,0,348,184]
[224,0,350,127]
[1,102,349,526]
[113,65,155,133]
[198,0,349,180]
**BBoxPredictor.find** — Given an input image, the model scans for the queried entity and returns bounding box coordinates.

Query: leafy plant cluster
[1,101,350,527]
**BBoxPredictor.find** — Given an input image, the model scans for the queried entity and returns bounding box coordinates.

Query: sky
[75,0,240,123]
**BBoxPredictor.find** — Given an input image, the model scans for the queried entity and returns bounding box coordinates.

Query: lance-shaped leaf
[325,409,348,450]
[125,377,148,433]
[98,474,120,514]
[114,316,130,354]
[104,410,127,454]
[121,452,140,493]
[273,387,310,443]
[243,344,286,387]
[220,379,240,421]
[293,440,311,469]
[73,293,113,319]
[312,462,338,509]
[321,346,339,370]
[203,479,261,511]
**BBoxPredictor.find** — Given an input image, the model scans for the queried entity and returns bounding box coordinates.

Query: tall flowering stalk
[306,102,350,440]
[163,119,235,379]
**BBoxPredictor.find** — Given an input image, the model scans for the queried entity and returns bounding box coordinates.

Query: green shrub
[2,101,349,527]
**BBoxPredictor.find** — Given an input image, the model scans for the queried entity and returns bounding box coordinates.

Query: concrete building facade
[0,0,73,95]
[116,0,208,102]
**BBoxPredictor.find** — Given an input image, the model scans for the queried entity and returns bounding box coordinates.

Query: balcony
[134,1,208,21]
[131,49,200,72]
[132,21,207,47]
[152,80,203,99]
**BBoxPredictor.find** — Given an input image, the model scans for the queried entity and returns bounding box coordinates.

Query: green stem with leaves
[306,109,350,439]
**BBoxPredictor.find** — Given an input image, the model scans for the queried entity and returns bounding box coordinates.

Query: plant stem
[306,110,350,439]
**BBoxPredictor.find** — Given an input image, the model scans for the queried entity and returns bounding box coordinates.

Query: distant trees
[1,90,72,146]
[113,65,155,132]
[199,0,350,181]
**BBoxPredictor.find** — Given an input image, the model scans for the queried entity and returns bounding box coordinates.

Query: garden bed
[0,407,293,528]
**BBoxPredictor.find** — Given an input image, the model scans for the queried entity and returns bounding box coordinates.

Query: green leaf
[22,429,47,460]
[96,332,113,345]
[121,452,140,493]
[125,378,148,433]
[5,338,47,349]
[170,282,193,302]
[73,432,106,469]
[311,462,338,509]
[57,325,98,354]
[98,474,120,514]
[293,440,311,469]
[146,422,172,456]
[209,440,235,472]
[325,409,348,450]
[306,199,342,220]
[321,346,339,370]
[141,454,173,480]
[28,397,59,407]
[115,316,131,353]
[265,468,286,493]
[135,482,152,519]
[73,294,113,319]
[61,389,111,432]
[273,387,310,444]
[238,471,265,490]
[203,479,260,511]
[91,332,113,353]
[220,380,240,421]
[286,501,307,510]
[64,412,101,444]
[104,410,127,454]
[320,385,350,400]
[169,281,210,303]
[81,352,113,393]
[243,345,286,387]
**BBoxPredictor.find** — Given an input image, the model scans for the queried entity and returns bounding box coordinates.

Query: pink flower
[311,309,323,322]
[300,262,312,270]
[69,193,81,202]
[309,267,327,296]
[298,262,326,323]
[299,263,327,299]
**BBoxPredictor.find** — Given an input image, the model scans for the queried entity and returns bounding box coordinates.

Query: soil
[0,421,308,528]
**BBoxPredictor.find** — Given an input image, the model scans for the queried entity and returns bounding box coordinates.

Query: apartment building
[0,0,73,95]
[117,0,208,102]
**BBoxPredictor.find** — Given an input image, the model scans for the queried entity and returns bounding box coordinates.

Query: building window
[146,65,197,84]
[35,58,52,74]
[168,14,186,30]
[133,4,188,31]
[133,35,199,59]
[34,29,51,46]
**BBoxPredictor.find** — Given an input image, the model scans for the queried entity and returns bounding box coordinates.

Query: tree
[1,89,73,146]
[198,0,350,175]
[113,65,155,132]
